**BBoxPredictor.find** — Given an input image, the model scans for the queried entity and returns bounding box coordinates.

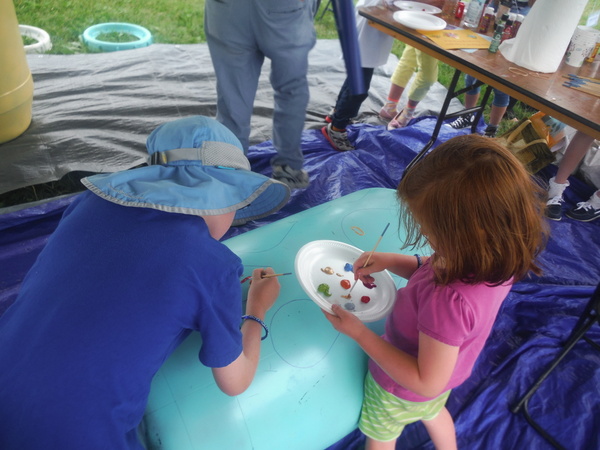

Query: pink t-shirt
[369,260,512,402]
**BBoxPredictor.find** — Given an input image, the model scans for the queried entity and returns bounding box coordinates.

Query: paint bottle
[511,14,524,38]
[478,6,495,34]
[495,0,511,29]
[455,1,465,19]
[495,13,509,33]
[488,23,505,53]
[461,0,486,30]
[442,0,459,20]
[501,18,514,42]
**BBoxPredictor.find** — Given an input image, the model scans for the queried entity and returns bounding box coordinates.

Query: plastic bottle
[461,0,486,29]
[455,1,466,19]
[488,23,505,53]
[478,6,495,34]
[442,0,459,20]
[495,0,511,28]
[511,14,524,38]
[495,12,509,32]
[501,18,514,42]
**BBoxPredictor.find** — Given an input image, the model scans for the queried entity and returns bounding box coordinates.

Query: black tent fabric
[0,41,599,449]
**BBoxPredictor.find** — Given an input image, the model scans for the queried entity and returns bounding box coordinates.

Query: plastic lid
[501,13,509,20]
[485,6,494,14]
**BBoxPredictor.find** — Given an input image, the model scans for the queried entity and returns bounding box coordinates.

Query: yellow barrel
[0,0,34,144]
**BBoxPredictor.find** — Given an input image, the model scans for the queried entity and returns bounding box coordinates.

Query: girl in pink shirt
[323,135,548,450]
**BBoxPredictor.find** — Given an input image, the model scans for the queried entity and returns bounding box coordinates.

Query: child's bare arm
[212,267,279,396]
[354,252,427,281]
[323,304,457,398]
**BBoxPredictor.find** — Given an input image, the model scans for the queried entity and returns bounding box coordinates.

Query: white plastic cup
[565,25,600,67]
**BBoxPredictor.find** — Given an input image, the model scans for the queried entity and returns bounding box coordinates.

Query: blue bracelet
[414,254,423,269]
[241,315,269,341]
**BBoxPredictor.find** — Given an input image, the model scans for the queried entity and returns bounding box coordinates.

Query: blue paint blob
[344,302,355,311]
[344,263,353,272]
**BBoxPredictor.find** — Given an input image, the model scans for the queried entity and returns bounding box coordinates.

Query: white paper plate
[295,240,396,322]
[392,11,447,31]
[394,1,442,14]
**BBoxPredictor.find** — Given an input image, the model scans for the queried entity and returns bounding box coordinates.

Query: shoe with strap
[387,108,415,130]
[379,101,398,120]
[566,195,600,222]
[321,123,354,151]
[450,113,474,129]
[272,164,310,190]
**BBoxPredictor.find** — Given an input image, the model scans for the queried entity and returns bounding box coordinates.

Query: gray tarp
[0,40,463,195]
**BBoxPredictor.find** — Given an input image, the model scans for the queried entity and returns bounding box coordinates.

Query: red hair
[398,135,548,286]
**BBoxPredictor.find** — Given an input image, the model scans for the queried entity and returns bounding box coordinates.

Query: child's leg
[406,50,438,103]
[555,130,594,184]
[421,407,457,450]
[331,67,374,130]
[386,45,418,103]
[380,47,418,119]
[365,436,397,450]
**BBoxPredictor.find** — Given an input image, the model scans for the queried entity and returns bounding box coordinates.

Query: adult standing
[205,0,317,189]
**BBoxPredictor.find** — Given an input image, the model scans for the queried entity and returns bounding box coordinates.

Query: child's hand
[322,304,366,340]
[353,251,388,284]
[246,268,280,317]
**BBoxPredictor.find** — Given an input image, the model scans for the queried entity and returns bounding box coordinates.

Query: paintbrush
[240,272,292,283]
[345,222,390,297]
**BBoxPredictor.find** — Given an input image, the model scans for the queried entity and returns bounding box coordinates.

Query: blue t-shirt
[0,192,244,449]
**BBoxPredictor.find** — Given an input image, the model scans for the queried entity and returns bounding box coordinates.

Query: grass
[5,1,597,207]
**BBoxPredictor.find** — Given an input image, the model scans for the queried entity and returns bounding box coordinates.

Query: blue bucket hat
[82,116,290,226]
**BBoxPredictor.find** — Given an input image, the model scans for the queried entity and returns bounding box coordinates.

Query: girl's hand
[246,268,280,317]
[322,304,367,341]
[353,251,390,284]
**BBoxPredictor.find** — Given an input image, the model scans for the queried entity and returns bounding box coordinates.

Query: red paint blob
[340,279,351,290]
[361,296,371,303]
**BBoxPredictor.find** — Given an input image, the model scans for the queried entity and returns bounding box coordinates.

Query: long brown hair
[398,135,548,286]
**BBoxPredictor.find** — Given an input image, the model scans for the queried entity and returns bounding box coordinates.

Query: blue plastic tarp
[1,117,599,449]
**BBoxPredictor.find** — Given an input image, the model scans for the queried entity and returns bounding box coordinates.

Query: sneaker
[387,108,415,130]
[321,123,354,151]
[545,196,563,221]
[545,177,569,221]
[450,113,474,129]
[483,125,498,137]
[379,101,398,120]
[272,164,310,189]
[565,200,600,222]
[325,107,335,124]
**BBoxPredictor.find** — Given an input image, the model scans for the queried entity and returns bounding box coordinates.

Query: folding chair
[510,282,600,450]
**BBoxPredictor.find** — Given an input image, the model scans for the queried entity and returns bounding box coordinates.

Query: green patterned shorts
[358,372,451,442]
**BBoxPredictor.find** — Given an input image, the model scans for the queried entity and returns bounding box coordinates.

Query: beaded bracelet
[241,315,269,340]
[414,254,423,269]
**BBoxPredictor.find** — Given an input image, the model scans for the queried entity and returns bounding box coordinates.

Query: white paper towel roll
[498,0,588,73]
